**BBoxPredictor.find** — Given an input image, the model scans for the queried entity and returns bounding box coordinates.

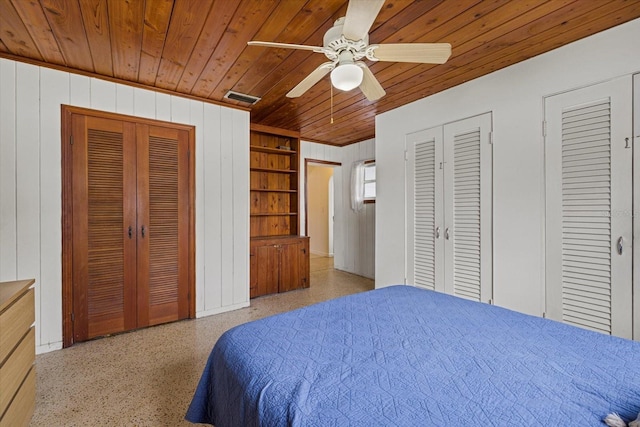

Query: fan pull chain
[330,83,334,124]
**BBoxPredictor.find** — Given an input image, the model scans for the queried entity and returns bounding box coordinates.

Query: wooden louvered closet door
[545,76,632,339]
[69,110,192,343]
[72,115,138,340]
[136,125,190,327]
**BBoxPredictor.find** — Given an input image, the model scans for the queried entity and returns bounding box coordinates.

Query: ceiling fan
[247,0,451,102]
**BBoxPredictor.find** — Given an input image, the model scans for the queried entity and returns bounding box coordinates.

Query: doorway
[305,160,341,264]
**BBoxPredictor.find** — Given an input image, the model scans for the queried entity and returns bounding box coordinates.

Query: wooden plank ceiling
[1,0,639,146]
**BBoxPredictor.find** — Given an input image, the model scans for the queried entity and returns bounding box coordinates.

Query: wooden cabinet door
[250,237,309,297]
[255,244,279,297]
[136,124,190,327]
[278,242,301,293]
[72,115,137,341]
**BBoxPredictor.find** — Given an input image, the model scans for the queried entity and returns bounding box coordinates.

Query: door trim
[633,72,640,340]
[61,105,196,347]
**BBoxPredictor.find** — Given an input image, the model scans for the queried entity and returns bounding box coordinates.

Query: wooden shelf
[250,167,297,174]
[250,212,298,217]
[250,188,297,193]
[250,145,297,155]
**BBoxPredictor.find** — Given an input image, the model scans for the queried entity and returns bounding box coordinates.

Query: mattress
[186,285,640,426]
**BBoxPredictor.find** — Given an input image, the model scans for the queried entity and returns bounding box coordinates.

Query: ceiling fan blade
[247,41,323,52]
[287,62,335,98]
[356,62,385,102]
[343,0,385,41]
[370,43,452,64]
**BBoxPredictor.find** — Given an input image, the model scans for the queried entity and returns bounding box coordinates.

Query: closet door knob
[445,228,450,240]
[128,226,133,239]
[435,227,440,239]
[141,226,146,238]
[617,236,623,255]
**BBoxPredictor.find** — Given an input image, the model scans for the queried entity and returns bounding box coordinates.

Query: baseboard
[37,341,63,354]
[310,250,331,257]
[34,302,250,353]
[196,301,250,318]
[334,266,374,280]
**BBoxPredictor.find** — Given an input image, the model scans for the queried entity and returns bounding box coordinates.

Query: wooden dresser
[0,279,35,426]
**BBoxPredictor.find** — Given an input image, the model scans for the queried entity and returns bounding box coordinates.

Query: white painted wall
[300,139,375,279]
[376,18,640,316]
[0,58,249,353]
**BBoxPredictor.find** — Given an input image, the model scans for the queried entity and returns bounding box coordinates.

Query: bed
[186,285,640,426]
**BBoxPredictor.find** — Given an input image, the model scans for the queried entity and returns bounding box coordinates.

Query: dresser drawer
[0,327,35,416]
[0,288,34,364]
[0,366,35,427]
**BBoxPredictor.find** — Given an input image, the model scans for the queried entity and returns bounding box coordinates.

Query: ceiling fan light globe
[330,64,363,91]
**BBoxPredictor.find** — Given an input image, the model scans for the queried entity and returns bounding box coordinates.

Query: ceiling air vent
[224,90,261,105]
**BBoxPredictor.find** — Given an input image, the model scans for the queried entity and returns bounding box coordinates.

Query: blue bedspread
[186,286,640,426]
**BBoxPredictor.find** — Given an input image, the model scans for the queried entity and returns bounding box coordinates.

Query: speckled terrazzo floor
[31,257,374,426]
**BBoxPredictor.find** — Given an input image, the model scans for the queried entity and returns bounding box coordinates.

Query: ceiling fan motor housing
[323,17,368,62]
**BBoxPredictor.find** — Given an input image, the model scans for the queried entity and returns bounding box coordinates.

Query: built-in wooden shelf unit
[249,124,309,298]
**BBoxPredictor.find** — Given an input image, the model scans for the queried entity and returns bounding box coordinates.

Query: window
[363,162,376,203]
[350,160,375,211]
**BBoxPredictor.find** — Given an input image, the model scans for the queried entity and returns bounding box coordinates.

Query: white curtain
[350,160,365,212]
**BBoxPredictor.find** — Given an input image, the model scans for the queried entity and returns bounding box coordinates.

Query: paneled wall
[0,59,249,353]
[376,18,640,317]
[300,140,375,279]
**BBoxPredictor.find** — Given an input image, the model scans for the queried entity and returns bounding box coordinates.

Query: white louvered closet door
[406,127,444,292]
[545,76,632,339]
[406,113,492,301]
[443,113,493,302]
